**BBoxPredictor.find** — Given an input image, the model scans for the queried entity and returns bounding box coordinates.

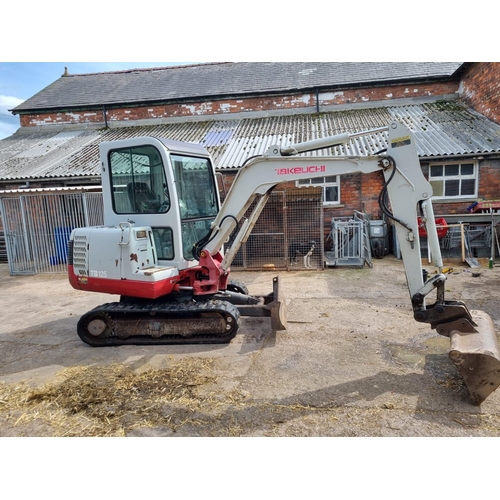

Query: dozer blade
[269,276,287,331]
[449,310,500,405]
[221,276,287,331]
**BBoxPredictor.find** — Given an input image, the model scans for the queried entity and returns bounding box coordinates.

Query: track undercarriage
[76,277,287,347]
[77,298,241,346]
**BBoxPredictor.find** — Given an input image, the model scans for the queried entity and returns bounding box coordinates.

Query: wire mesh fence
[227,188,324,270]
[1,187,324,275]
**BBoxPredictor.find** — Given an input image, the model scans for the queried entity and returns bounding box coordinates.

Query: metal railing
[0,192,103,275]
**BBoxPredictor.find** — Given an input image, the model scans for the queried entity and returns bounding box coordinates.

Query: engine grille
[72,234,88,273]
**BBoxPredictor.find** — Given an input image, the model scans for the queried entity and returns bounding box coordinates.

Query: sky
[0,3,485,142]
[0,62,198,139]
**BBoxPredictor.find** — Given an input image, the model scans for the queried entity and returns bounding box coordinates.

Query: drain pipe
[315,88,320,113]
[103,105,108,128]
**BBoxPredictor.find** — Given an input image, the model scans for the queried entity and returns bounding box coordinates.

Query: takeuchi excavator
[68,121,500,405]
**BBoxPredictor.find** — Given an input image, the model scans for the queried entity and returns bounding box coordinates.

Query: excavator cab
[102,138,222,269]
[170,153,220,261]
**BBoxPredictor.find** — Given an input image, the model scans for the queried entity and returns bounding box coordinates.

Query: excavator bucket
[448,310,500,405]
[269,276,287,331]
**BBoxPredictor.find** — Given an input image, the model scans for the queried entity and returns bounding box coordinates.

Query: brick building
[1,62,500,270]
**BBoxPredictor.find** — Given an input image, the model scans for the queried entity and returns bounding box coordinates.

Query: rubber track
[77,299,241,347]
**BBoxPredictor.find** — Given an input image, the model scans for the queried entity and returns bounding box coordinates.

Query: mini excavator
[68,122,500,405]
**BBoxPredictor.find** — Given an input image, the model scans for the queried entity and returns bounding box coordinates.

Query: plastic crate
[417,217,448,238]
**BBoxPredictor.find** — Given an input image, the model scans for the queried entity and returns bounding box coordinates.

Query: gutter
[419,153,500,161]
[0,185,102,196]
[10,75,462,116]
[0,175,101,186]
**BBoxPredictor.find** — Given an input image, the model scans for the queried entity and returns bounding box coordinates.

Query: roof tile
[12,62,463,113]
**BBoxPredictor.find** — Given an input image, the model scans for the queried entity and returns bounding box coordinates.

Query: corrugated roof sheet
[12,62,463,113]
[1,100,500,182]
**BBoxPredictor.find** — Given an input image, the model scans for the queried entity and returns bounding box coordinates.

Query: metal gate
[0,192,103,275]
[325,211,372,268]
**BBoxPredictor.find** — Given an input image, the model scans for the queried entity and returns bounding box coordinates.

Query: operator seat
[127,182,159,213]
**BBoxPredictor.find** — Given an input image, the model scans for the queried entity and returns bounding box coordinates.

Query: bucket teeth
[449,310,500,405]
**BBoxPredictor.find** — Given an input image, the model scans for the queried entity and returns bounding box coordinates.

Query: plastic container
[54,227,73,264]
[417,217,448,238]
[369,220,388,238]
[369,220,389,259]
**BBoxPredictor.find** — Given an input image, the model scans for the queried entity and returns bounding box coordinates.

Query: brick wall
[337,173,362,215]
[460,62,500,125]
[220,170,387,244]
[479,161,500,198]
[19,81,459,127]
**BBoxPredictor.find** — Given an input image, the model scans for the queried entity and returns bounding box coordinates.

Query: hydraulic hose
[192,214,239,260]
[378,156,413,233]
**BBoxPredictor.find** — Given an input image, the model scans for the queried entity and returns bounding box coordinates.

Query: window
[170,155,219,219]
[429,162,477,199]
[296,175,340,205]
[167,154,220,261]
[152,227,174,260]
[108,145,170,214]
[170,154,220,260]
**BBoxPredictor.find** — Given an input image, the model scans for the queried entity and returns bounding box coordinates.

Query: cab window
[109,145,170,214]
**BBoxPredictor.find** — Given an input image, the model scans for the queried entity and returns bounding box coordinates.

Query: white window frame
[296,175,340,205]
[428,161,478,200]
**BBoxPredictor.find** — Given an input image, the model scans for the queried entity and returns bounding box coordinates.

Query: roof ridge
[63,62,231,77]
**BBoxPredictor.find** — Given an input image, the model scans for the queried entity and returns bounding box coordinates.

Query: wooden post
[460,224,465,263]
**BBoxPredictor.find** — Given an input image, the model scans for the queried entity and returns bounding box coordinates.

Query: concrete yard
[1,257,500,437]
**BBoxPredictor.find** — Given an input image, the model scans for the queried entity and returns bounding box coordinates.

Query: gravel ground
[1,257,500,437]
